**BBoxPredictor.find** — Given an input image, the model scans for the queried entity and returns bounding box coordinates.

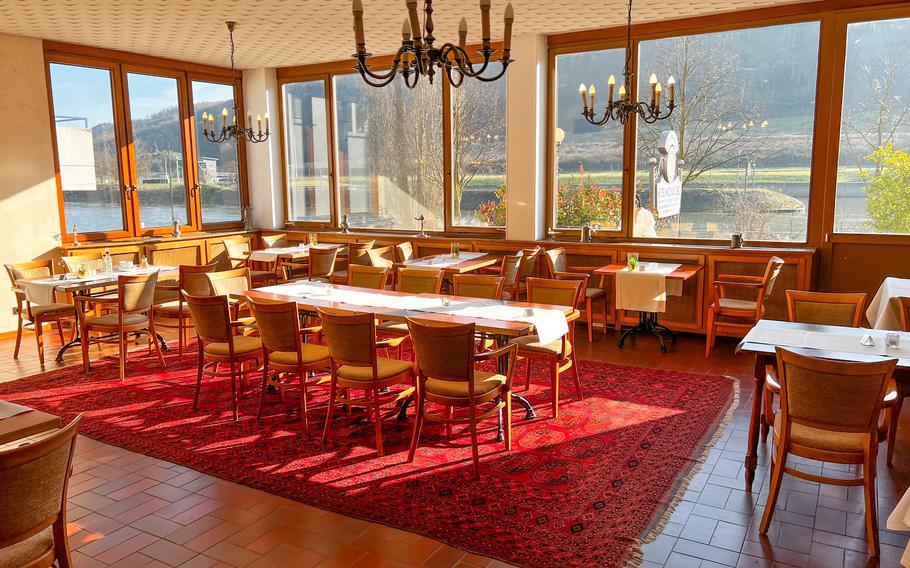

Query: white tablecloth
[614,263,681,312]
[742,325,910,358]
[249,246,309,263]
[0,400,32,420]
[406,251,486,269]
[256,282,569,344]
[19,266,173,305]
[867,277,910,330]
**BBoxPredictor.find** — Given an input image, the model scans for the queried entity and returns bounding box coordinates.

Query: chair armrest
[75,295,118,307]
[474,342,517,363]
[713,280,763,289]
[300,325,323,336]
[156,283,180,291]
[377,336,406,349]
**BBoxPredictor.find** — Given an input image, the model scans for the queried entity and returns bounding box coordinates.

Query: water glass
[886,332,901,349]
[441,296,452,308]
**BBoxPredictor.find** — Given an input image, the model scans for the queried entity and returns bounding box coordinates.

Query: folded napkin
[0,400,33,420]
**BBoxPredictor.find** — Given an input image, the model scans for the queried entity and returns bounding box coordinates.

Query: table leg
[496,334,536,421]
[745,354,768,491]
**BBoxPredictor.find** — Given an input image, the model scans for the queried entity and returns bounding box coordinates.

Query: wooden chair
[0,414,83,568]
[261,233,287,248]
[207,268,255,325]
[543,248,606,343]
[330,240,375,284]
[183,293,262,421]
[499,253,523,301]
[899,297,910,332]
[515,246,543,300]
[515,277,583,418]
[406,318,517,478]
[77,272,166,382]
[5,260,76,366]
[376,268,446,355]
[394,242,414,263]
[452,274,504,300]
[152,263,217,355]
[348,265,390,290]
[317,308,414,456]
[759,348,896,556]
[249,299,330,428]
[705,256,785,357]
[222,237,279,287]
[366,246,395,268]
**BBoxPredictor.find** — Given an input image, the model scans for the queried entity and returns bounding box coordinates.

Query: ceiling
[0,0,814,69]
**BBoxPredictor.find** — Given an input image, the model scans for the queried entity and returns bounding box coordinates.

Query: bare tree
[638,34,766,186]
[840,53,910,177]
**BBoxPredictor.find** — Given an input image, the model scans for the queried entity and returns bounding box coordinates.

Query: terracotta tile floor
[3,326,909,567]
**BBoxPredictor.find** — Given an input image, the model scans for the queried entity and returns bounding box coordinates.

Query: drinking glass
[886,332,901,349]
[627,252,639,271]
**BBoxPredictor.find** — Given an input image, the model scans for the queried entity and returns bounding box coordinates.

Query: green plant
[476,184,507,227]
[862,143,910,234]
[556,165,623,228]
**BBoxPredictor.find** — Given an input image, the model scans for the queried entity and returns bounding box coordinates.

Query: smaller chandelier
[579,0,675,126]
[201,22,269,144]
[351,0,514,89]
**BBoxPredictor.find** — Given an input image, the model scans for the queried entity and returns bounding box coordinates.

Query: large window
[453,79,506,227]
[126,73,190,229]
[46,55,246,240]
[192,81,242,224]
[283,80,332,223]
[834,16,910,235]
[49,63,126,234]
[553,48,626,230]
[333,74,444,232]
[635,22,820,242]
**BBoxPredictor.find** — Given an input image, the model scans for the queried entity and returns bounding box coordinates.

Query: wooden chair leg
[585,299,594,343]
[229,360,239,421]
[601,298,607,338]
[256,360,270,421]
[762,390,774,442]
[193,345,204,411]
[56,320,65,344]
[148,320,167,368]
[888,391,903,466]
[468,402,480,479]
[300,369,310,430]
[35,322,46,367]
[80,323,91,373]
[52,517,73,568]
[408,391,424,462]
[13,318,23,359]
[445,405,453,438]
[550,359,560,419]
[322,379,338,447]
[118,331,127,383]
[863,443,880,556]
[373,389,384,457]
[705,309,716,357]
[759,442,788,534]
[524,356,532,391]
[504,394,512,451]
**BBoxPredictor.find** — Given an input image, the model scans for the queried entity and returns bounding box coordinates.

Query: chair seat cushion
[773,412,868,453]
[269,344,331,366]
[204,335,262,357]
[716,297,758,312]
[85,313,148,328]
[425,371,506,399]
[30,303,74,318]
[585,287,605,299]
[338,358,412,382]
[514,334,571,357]
[501,290,514,301]
[154,300,186,315]
[377,321,409,334]
[0,526,54,567]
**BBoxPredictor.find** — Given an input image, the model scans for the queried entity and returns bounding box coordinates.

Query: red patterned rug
[0,346,733,567]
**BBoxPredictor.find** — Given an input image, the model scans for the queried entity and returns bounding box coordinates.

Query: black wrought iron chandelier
[201,22,270,144]
[351,0,514,88]
[579,0,675,126]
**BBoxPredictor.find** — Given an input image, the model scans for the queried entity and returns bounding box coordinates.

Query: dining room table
[17,265,178,361]
[396,251,499,275]
[594,262,703,351]
[247,243,344,263]
[867,277,910,330]
[240,280,579,429]
[736,319,910,491]
[0,400,60,448]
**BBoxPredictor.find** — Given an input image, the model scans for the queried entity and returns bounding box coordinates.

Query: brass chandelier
[351,0,514,88]
[201,22,270,144]
[579,0,675,126]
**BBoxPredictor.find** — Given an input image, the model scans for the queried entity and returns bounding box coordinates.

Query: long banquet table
[241,281,580,421]
[736,319,910,490]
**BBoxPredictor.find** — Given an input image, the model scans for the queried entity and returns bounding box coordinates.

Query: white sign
[654,131,682,219]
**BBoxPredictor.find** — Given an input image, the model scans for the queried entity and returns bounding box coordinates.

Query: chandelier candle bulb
[265,114,270,133]
[619,84,626,101]
[458,17,468,49]
[480,0,491,42]
[503,3,514,53]
[668,76,675,103]
[589,84,596,112]
[655,82,662,108]
[402,19,411,42]
[579,83,588,110]
[257,113,262,133]
[608,75,615,104]
[352,0,365,49]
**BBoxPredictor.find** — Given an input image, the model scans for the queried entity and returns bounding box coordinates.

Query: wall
[0,33,62,332]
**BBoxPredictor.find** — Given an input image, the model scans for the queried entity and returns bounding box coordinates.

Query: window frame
[44,43,248,242]
[547,12,832,247]
[276,43,506,237]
